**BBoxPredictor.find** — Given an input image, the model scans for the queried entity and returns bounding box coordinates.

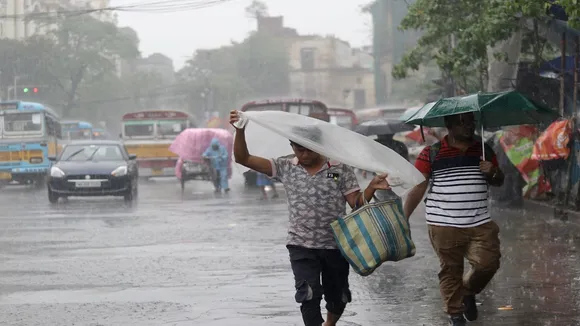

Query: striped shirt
[415,136,498,228]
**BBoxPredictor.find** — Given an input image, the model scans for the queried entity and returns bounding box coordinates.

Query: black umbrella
[354,119,415,136]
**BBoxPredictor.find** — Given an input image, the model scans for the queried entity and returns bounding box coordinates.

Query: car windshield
[3,112,43,134]
[60,145,124,161]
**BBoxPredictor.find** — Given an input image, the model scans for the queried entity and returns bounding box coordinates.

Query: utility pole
[13,75,18,100]
[445,34,456,97]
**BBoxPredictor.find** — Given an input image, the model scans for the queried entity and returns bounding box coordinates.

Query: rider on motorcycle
[202,138,230,193]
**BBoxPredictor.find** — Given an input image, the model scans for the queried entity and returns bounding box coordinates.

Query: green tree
[392,0,578,92]
[28,14,139,117]
[0,39,30,100]
[245,0,269,19]
[179,32,289,117]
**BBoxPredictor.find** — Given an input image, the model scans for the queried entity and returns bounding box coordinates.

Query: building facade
[288,36,374,109]
[256,16,375,109]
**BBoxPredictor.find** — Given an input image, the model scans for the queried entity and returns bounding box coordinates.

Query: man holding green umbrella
[404,112,504,325]
[403,91,558,325]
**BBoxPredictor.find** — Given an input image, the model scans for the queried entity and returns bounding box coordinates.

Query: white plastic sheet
[235,111,425,196]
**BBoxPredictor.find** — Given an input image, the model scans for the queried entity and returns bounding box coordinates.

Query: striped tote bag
[331,197,415,276]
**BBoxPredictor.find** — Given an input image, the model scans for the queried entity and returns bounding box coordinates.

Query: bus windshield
[157,120,187,137]
[2,112,43,136]
[68,129,92,140]
[124,121,155,138]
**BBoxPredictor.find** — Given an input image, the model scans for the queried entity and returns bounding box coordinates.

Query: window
[45,116,61,138]
[68,129,92,140]
[310,104,326,114]
[3,113,43,133]
[300,48,315,71]
[124,122,154,137]
[288,104,311,115]
[157,120,187,137]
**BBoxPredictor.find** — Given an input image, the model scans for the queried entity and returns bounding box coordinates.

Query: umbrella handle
[481,124,485,160]
[420,125,425,143]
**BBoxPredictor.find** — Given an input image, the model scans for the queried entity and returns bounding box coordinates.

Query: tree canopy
[0,13,158,124]
[178,31,290,115]
[392,0,577,93]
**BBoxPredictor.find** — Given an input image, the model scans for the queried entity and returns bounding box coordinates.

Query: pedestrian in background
[229,110,390,326]
[256,171,279,200]
[403,112,505,326]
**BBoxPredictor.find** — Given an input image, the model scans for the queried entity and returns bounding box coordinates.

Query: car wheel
[124,184,136,202]
[48,188,59,204]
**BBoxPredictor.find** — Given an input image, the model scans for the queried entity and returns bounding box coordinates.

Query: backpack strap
[426,141,493,197]
[426,142,442,197]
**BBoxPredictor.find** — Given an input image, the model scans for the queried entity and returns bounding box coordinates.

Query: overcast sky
[112,0,372,69]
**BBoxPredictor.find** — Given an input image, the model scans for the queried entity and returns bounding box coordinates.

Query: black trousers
[287,245,351,326]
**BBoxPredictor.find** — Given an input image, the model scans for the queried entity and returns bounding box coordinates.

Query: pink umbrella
[170,128,234,179]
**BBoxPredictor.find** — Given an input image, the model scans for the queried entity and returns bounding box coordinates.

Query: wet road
[0,175,580,326]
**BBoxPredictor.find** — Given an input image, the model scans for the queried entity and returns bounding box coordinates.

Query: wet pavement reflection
[0,175,579,325]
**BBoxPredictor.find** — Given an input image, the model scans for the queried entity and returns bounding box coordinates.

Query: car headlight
[111,166,128,177]
[50,167,65,178]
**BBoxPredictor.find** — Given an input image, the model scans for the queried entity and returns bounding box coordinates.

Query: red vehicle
[328,108,358,130]
[240,98,330,122]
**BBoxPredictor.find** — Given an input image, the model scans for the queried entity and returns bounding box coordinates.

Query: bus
[240,98,331,122]
[328,107,358,130]
[121,110,197,178]
[61,120,93,142]
[0,101,61,186]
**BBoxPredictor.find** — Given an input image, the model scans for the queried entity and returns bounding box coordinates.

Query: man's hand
[368,173,390,190]
[479,161,495,177]
[229,110,243,130]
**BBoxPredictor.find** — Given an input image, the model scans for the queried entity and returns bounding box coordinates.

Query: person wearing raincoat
[202,138,230,193]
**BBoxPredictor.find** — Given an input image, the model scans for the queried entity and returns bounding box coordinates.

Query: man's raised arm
[230,110,274,177]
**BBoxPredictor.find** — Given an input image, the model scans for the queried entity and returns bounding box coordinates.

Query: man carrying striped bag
[403,112,505,326]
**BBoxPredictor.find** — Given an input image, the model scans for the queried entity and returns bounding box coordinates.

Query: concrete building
[288,37,374,109]
[257,16,375,109]
[367,0,421,104]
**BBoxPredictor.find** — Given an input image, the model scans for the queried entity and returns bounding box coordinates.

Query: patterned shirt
[414,136,498,228]
[270,155,360,249]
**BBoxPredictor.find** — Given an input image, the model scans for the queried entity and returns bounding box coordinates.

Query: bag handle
[355,192,379,209]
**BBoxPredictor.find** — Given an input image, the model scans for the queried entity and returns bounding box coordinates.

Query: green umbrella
[404,90,559,128]
[404,90,559,158]
[398,102,436,121]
